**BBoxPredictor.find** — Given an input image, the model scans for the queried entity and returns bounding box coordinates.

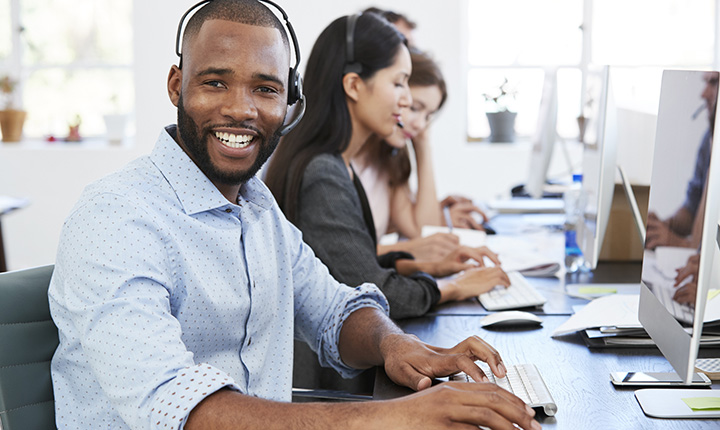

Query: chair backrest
[0,265,57,430]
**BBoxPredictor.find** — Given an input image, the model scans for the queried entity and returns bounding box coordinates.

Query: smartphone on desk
[610,371,711,387]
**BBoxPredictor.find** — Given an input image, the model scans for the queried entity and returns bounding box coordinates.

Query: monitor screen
[639,70,720,383]
[525,69,559,199]
[578,66,618,269]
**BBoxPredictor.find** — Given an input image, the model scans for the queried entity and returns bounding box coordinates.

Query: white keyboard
[478,271,547,311]
[450,362,557,417]
[655,283,694,324]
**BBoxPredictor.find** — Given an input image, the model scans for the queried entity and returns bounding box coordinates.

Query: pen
[443,206,453,232]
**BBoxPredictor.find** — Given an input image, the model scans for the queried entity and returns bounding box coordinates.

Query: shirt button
[225,208,232,213]
[247,337,252,346]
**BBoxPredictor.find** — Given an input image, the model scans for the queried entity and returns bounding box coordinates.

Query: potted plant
[0,75,27,142]
[103,94,129,144]
[483,78,517,143]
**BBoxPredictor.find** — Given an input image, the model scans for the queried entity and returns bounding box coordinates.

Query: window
[0,0,133,140]
[467,0,717,140]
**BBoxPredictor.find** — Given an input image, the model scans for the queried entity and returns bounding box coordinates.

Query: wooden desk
[374,315,720,429]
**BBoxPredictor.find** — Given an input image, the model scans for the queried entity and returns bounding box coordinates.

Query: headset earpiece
[343,13,362,76]
[175,0,304,107]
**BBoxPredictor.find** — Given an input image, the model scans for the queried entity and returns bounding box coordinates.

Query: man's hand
[674,254,700,305]
[378,381,540,430]
[379,333,507,391]
[646,212,688,249]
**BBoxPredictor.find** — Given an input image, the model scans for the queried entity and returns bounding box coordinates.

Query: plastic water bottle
[564,174,587,273]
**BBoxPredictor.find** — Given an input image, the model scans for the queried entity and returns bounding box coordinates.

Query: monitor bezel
[578,66,618,270]
[638,69,720,384]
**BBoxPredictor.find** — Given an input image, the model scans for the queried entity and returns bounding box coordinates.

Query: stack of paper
[420,226,562,277]
[552,294,643,338]
[552,293,720,348]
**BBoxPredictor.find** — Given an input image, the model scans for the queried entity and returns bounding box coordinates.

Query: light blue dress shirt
[48,126,388,430]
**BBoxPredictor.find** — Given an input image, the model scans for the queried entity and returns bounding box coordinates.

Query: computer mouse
[480,311,543,328]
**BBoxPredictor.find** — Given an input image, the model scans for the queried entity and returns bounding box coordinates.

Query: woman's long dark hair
[380,49,448,187]
[265,13,406,223]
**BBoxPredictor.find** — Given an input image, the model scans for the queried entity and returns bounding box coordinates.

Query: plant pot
[486,110,517,143]
[577,115,587,143]
[0,109,27,142]
[103,113,128,144]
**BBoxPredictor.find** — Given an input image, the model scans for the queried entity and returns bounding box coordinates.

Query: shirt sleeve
[682,129,713,216]
[295,154,441,320]
[50,193,240,430]
[269,196,388,379]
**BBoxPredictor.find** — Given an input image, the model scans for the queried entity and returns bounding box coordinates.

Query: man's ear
[167,65,182,107]
[342,73,363,103]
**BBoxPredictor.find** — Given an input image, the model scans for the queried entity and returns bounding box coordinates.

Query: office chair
[0,263,364,430]
[0,265,57,430]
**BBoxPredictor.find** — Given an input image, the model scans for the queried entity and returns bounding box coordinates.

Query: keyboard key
[449,362,557,416]
[479,271,547,311]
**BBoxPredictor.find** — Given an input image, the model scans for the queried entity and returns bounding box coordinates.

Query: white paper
[553,291,720,338]
[486,233,563,276]
[421,225,487,248]
[551,294,642,337]
[487,198,564,214]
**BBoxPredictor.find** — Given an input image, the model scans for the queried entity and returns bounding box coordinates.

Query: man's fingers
[443,383,538,430]
[388,361,434,392]
[447,335,506,379]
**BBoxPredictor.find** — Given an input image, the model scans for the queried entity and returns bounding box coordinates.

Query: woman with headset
[352,49,492,262]
[266,12,510,320]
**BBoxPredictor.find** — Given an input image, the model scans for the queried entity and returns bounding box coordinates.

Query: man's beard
[177,94,281,186]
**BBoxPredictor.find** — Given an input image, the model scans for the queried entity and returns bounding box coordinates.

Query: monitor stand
[616,165,646,244]
[635,388,720,418]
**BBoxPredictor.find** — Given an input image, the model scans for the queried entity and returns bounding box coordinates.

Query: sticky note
[681,397,720,411]
[708,289,720,301]
[578,287,617,295]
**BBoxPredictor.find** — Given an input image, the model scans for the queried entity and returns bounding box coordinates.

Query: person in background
[362,7,490,238]
[353,49,494,263]
[363,6,417,47]
[266,12,510,320]
[673,254,700,305]
[646,72,717,250]
[48,2,538,429]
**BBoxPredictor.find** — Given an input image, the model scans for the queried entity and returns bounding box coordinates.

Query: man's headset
[343,13,362,76]
[175,0,305,136]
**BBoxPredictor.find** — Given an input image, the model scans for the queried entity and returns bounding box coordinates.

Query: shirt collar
[150,125,274,215]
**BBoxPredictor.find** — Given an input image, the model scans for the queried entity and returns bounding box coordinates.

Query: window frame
[466,0,720,142]
[1,0,134,142]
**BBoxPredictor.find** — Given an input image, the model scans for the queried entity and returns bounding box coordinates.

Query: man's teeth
[215,132,253,148]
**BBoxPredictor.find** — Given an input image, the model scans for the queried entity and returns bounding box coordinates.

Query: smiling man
[47,1,538,430]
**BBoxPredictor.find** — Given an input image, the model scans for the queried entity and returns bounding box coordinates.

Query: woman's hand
[427,246,501,278]
[389,232,460,261]
[437,265,511,303]
[440,196,489,230]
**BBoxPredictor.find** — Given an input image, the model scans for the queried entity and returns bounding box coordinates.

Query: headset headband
[173,0,305,133]
[344,14,362,76]
[175,0,301,73]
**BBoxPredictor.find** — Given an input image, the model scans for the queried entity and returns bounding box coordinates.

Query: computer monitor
[632,70,720,417]
[525,69,559,199]
[577,66,618,270]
